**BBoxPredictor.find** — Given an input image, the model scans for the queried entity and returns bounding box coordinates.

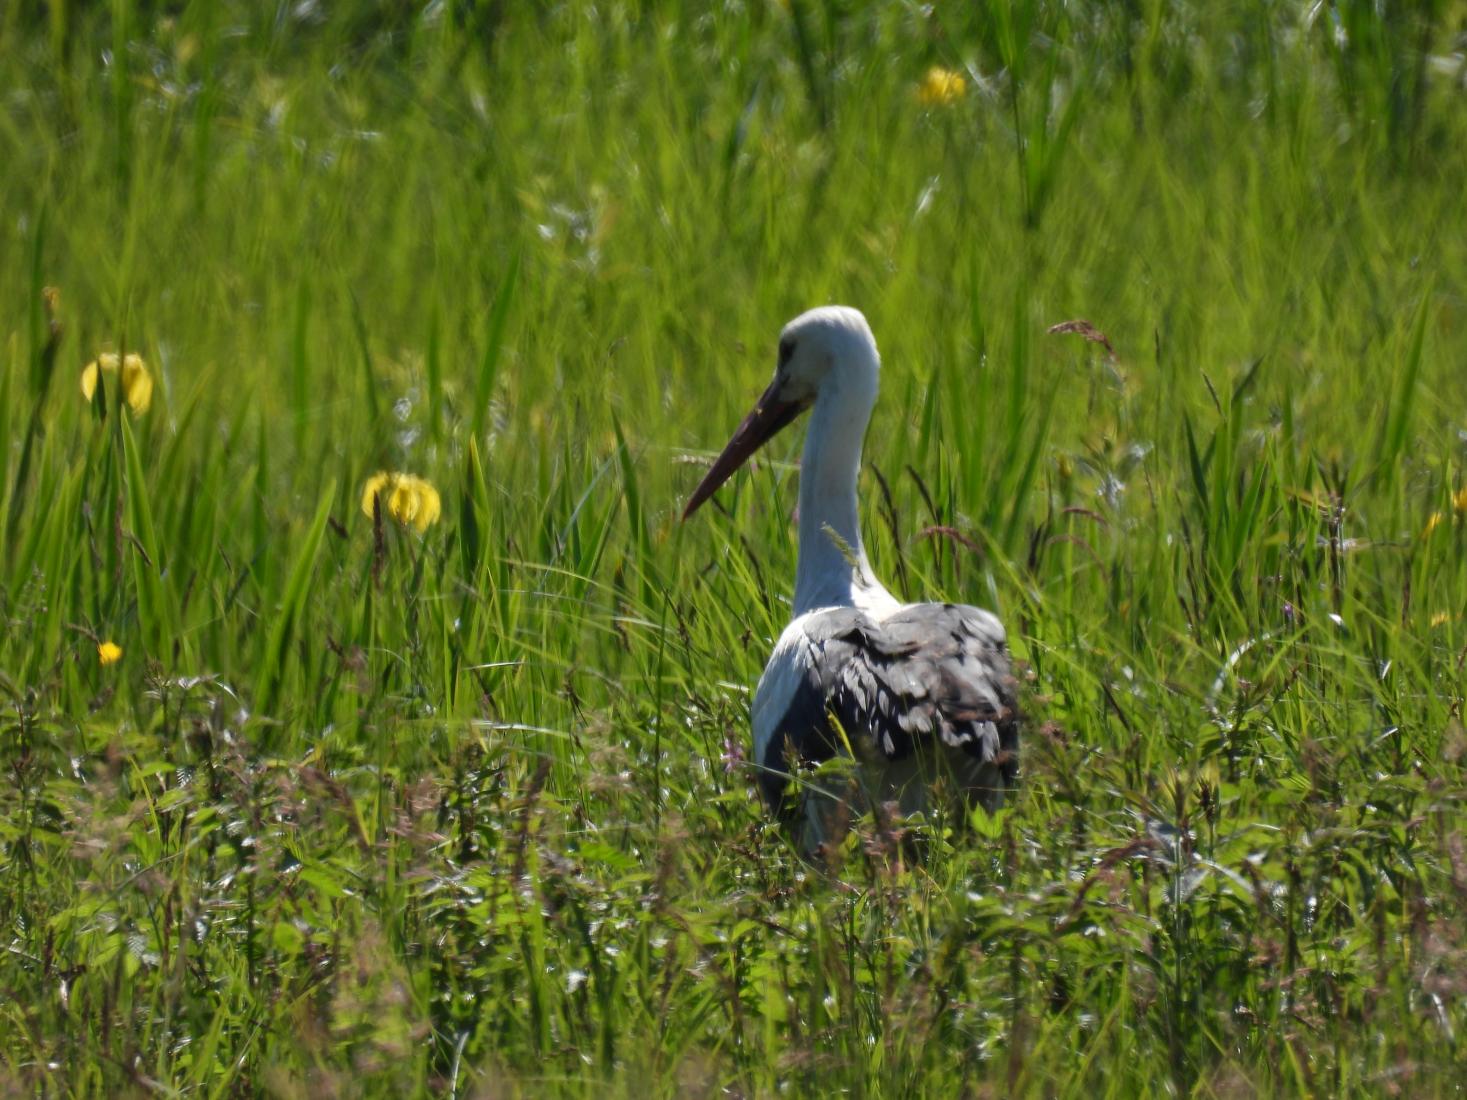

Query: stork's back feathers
[754,602,1019,817]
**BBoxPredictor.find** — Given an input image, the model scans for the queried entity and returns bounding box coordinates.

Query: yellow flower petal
[411,479,441,533]
[1430,611,1451,628]
[120,353,153,414]
[98,641,123,665]
[388,479,420,527]
[362,472,393,519]
[81,352,120,402]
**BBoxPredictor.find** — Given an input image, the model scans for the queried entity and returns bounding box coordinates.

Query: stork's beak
[682,377,809,520]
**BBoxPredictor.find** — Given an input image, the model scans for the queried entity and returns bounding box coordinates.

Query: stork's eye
[778,337,796,367]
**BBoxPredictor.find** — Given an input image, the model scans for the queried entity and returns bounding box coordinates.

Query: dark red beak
[683,377,809,520]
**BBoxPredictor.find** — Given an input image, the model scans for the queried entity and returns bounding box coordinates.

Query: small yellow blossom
[1454,487,1467,514]
[917,66,966,107]
[1423,511,1444,537]
[1430,611,1451,628]
[98,641,123,665]
[361,472,442,533]
[81,352,153,414]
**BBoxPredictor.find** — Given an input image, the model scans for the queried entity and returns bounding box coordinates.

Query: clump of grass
[2,2,1467,1095]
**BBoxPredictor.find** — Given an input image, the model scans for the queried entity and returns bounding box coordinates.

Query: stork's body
[685,307,1019,851]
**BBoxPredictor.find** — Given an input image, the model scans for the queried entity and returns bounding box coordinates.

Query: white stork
[684,306,1019,852]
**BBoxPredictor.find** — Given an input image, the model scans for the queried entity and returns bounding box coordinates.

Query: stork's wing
[755,603,1019,806]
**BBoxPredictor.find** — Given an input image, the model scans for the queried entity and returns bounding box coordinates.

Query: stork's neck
[793,374,898,617]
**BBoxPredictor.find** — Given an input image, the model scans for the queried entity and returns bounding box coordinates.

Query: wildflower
[98,641,123,665]
[721,735,746,776]
[361,472,442,533]
[1430,612,1451,628]
[917,65,966,107]
[81,352,153,414]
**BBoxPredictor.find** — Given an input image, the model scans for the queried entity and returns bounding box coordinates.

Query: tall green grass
[3,1,1467,1094]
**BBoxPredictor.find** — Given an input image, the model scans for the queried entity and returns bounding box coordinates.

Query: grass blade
[255,479,336,720]
[472,249,520,443]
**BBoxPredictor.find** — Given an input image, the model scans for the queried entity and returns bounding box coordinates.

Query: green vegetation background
[3,1,1467,1095]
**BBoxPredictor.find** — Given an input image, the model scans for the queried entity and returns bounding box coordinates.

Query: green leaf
[255,479,336,719]
[472,249,520,443]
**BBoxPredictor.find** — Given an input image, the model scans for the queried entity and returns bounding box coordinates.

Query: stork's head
[683,306,880,520]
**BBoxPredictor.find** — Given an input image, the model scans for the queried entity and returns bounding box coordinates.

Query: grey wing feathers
[758,603,1019,806]
[831,603,1017,766]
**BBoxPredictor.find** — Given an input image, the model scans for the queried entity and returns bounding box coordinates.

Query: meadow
[3,2,1467,1095]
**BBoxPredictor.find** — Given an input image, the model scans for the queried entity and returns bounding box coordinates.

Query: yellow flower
[81,352,153,414]
[917,66,966,107]
[1423,511,1444,537]
[98,641,123,665]
[361,472,442,533]
[1430,611,1451,628]
[1454,487,1467,514]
